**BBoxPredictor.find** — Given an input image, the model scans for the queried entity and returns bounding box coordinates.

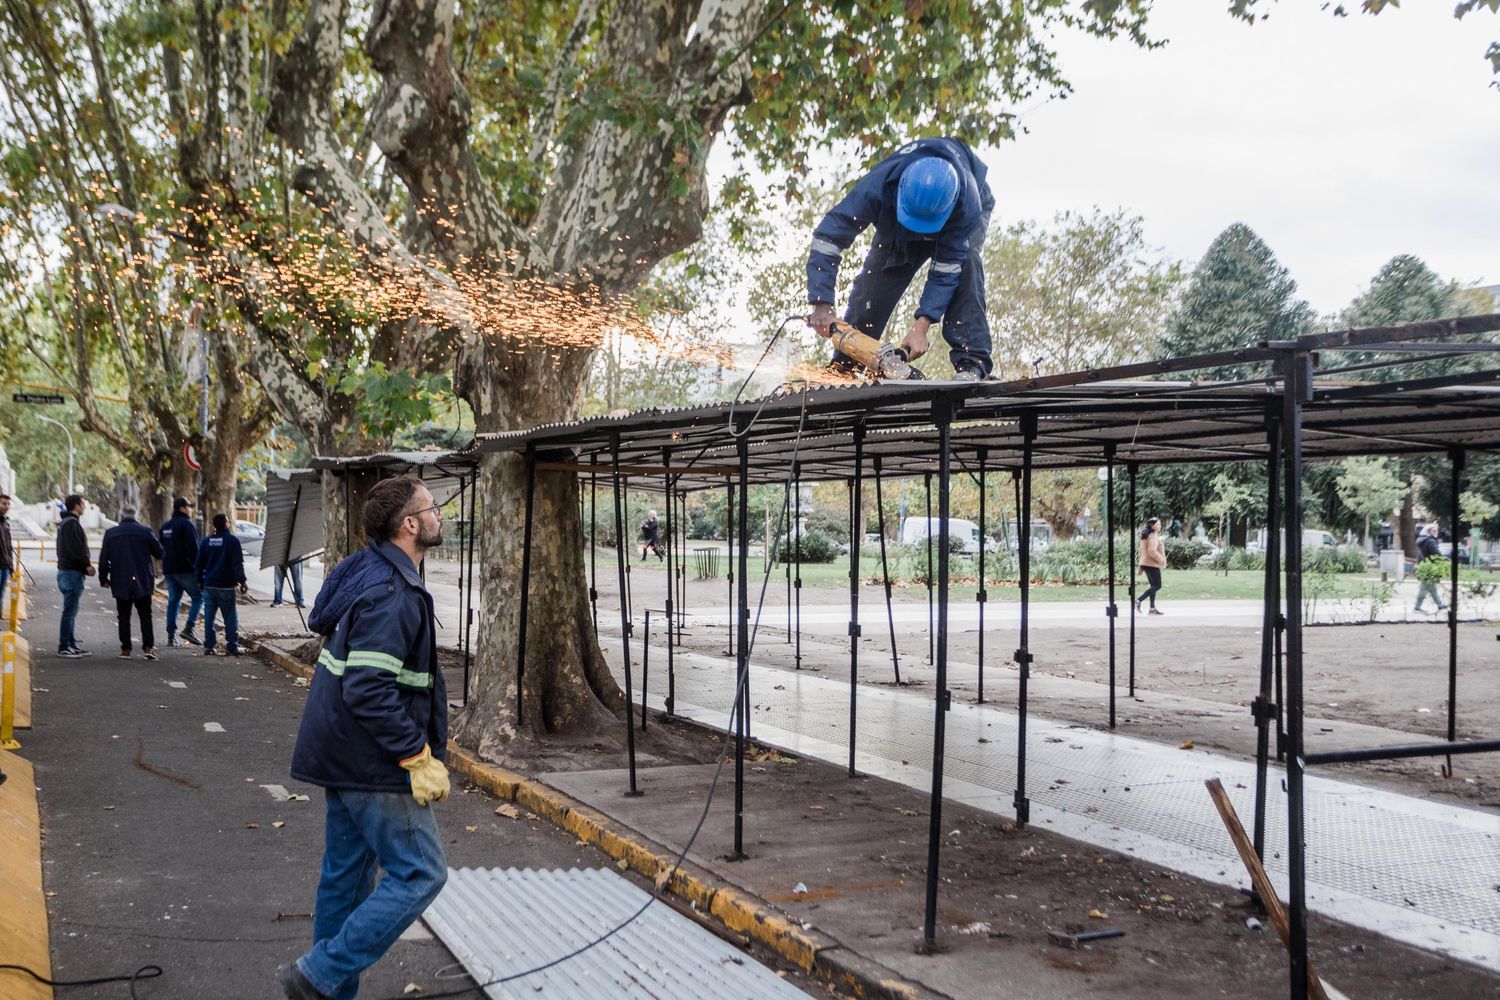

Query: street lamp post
[36,415,76,494]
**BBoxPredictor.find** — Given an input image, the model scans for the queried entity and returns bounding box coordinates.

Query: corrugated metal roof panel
[423,867,810,1000]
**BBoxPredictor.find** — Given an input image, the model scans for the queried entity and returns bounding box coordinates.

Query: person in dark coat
[196,513,247,655]
[639,509,663,562]
[159,496,203,646]
[279,476,448,1000]
[0,492,14,601]
[98,505,166,659]
[55,494,95,656]
[1414,522,1448,614]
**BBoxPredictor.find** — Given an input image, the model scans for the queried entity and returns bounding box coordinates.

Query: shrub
[1207,546,1266,572]
[775,529,839,564]
[1163,538,1211,570]
[1305,544,1365,574]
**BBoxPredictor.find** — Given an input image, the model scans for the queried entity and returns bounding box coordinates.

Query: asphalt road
[18,565,810,1000]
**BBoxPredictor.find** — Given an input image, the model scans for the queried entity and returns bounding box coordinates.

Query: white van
[900,517,986,555]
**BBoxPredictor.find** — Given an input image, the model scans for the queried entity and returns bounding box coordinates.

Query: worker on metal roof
[807,137,995,381]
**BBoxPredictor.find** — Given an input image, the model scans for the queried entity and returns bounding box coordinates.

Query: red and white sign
[184,442,201,471]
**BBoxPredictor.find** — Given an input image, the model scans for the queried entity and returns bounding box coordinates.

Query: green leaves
[335,362,453,439]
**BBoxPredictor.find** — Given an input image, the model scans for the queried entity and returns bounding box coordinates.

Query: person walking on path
[196,513,247,656]
[159,496,203,646]
[55,494,95,657]
[1414,522,1448,614]
[1136,516,1167,616]
[0,492,14,599]
[639,509,664,562]
[278,476,449,1000]
[807,136,995,380]
[99,505,165,659]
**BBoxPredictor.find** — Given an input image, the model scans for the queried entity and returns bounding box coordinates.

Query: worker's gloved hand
[400,745,450,806]
[808,303,835,338]
[900,318,932,362]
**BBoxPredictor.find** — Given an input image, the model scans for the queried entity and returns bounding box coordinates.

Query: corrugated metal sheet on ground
[424,867,809,1000]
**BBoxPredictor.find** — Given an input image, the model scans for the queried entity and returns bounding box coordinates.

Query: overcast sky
[980,1,1499,315]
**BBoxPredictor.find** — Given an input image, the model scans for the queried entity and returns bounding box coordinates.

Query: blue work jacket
[807,137,993,322]
[98,517,165,600]
[291,540,446,793]
[158,514,200,575]
[196,529,246,588]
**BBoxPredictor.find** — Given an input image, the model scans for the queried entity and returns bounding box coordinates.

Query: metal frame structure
[334,315,1499,996]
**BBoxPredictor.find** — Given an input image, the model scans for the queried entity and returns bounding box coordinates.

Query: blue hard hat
[896,157,960,234]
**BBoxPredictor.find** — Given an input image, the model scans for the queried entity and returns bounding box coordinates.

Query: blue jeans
[834,213,993,376]
[165,572,202,637]
[298,789,447,1000]
[202,587,240,652]
[57,569,84,651]
[0,566,10,603]
[1415,579,1446,611]
[274,562,304,604]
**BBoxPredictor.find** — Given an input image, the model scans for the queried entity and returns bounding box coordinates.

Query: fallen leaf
[245,822,260,829]
[1088,908,1108,919]
[495,803,520,819]
[654,868,672,891]
[465,825,478,832]
[1176,739,1194,750]
[616,858,630,872]
[898,808,920,817]
[807,805,825,811]
[271,821,285,829]
[403,984,423,995]
[103,805,115,810]
[1160,894,1175,903]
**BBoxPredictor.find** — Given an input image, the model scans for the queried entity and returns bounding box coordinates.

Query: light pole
[36,415,76,494]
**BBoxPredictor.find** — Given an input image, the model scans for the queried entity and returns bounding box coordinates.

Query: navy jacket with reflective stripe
[807,137,993,322]
[290,540,446,792]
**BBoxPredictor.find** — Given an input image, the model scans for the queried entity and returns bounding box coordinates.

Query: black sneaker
[201,647,217,657]
[59,648,84,659]
[181,631,201,646]
[277,963,332,1000]
[68,646,91,657]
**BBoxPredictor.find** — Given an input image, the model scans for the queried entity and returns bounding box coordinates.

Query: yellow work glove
[399,745,450,806]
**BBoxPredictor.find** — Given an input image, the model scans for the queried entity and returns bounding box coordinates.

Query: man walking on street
[196,513,247,656]
[55,494,95,657]
[0,493,14,600]
[1414,522,1449,614]
[278,476,448,1000]
[159,497,203,646]
[99,505,166,659]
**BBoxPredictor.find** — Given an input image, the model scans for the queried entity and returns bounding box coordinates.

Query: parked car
[235,519,265,558]
[899,516,991,555]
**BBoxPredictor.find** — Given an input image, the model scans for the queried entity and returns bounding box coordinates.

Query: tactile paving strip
[619,641,1500,969]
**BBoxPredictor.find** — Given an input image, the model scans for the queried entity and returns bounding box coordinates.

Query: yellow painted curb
[0,749,53,999]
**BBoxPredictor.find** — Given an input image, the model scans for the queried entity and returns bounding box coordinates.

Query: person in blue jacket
[159,496,203,646]
[98,505,165,659]
[808,136,995,380]
[278,476,449,1000]
[195,513,247,656]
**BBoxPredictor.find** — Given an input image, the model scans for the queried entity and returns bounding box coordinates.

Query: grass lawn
[596,544,1390,603]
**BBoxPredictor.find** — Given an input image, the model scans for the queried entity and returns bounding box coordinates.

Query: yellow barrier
[8,551,23,630]
[1,631,20,750]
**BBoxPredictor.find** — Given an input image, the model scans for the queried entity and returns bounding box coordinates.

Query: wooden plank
[0,749,52,999]
[1205,778,1336,1000]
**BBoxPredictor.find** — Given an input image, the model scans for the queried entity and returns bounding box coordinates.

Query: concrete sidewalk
[12,567,824,999]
